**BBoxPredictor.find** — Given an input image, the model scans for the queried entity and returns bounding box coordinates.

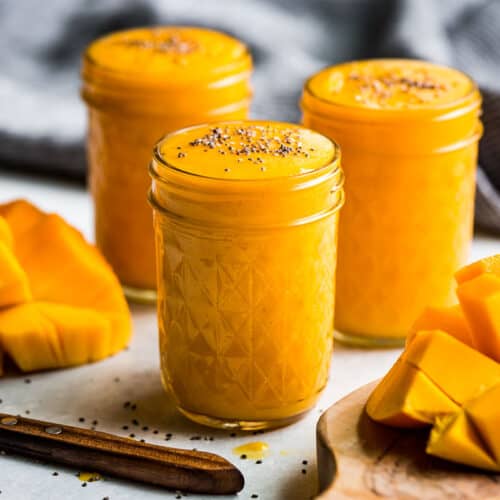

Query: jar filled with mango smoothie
[302,59,482,346]
[149,121,344,429]
[81,27,252,302]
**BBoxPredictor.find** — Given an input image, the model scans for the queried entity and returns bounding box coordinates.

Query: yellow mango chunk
[407,305,473,348]
[0,303,64,372]
[0,216,13,248]
[457,274,500,362]
[464,383,500,463]
[0,241,32,308]
[0,200,131,373]
[427,412,498,471]
[0,302,114,371]
[404,330,500,404]
[366,357,460,427]
[455,254,500,284]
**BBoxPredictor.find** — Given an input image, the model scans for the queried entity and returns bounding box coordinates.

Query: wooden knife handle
[0,412,244,495]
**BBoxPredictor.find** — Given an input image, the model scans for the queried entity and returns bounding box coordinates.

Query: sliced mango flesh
[366,357,460,428]
[0,200,131,373]
[457,273,500,362]
[0,217,13,248]
[455,254,500,284]
[404,330,500,404]
[0,241,32,308]
[407,305,473,348]
[427,412,498,471]
[464,383,500,463]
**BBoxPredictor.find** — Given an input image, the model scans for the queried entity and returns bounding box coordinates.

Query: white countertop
[0,171,498,500]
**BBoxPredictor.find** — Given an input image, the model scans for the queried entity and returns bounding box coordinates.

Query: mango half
[0,200,131,373]
[366,330,500,427]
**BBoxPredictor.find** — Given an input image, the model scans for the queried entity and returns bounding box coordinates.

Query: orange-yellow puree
[151,121,343,426]
[82,27,252,293]
[302,59,481,340]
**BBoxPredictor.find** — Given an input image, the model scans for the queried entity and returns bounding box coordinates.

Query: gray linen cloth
[0,0,499,233]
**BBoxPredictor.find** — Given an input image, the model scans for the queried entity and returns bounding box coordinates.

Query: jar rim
[151,120,342,186]
[302,59,481,122]
[82,25,253,90]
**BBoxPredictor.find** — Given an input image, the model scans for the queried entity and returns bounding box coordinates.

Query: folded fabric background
[0,0,498,233]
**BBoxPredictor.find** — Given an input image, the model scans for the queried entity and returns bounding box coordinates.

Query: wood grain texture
[316,381,500,499]
[0,412,243,494]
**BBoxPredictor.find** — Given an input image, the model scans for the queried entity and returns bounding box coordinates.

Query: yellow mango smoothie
[149,121,344,429]
[81,27,252,301]
[302,59,482,346]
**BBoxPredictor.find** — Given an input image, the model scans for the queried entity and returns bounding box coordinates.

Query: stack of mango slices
[0,200,131,374]
[367,254,500,471]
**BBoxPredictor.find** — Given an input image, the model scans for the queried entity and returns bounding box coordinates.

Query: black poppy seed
[129,433,135,438]
[52,472,58,476]
[82,483,87,487]
[166,433,172,437]
[123,401,130,408]
[114,377,120,383]
[103,497,110,500]
[302,469,307,474]
[93,420,98,425]
[79,417,85,422]
[153,430,159,434]
[142,426,149,431]
[255,460,262,464]
[240,454,247,460]
[165,437,171,441]
[0,399,2,404]
[132,419,139,426]
[177,146,182,150]
[131,404,137,410]
[230,432,237,437]
[25,410,30,414]
[177,152,186,159]
[140,439,145,443]
[251,495,259,498]
[24,379,31,384]
[190,436,201,441]
[302,460,308,465]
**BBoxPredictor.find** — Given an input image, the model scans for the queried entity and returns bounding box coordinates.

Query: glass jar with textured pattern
[149,121,344,430]
[302,59,482,347]
[81,27,252,302]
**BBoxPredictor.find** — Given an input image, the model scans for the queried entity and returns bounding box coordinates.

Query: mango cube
[366,357,459,427]
[407,305,473,348]
[457,273,500,362]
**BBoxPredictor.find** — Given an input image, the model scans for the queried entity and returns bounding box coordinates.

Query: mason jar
[302,59,482,346]
[150,121,344,429]
[81,27,252,302]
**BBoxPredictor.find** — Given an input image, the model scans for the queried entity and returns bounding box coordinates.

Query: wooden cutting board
[316,381,500,499]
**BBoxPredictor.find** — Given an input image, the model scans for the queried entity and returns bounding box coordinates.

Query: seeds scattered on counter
[255,460,262,465]
[240,454,247,460]
[52,472,58,476]
[302,460,308,465]
[122,425,129,430]
[24,379,31,384]
[78,417,85,422]
[301,469,307,474]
